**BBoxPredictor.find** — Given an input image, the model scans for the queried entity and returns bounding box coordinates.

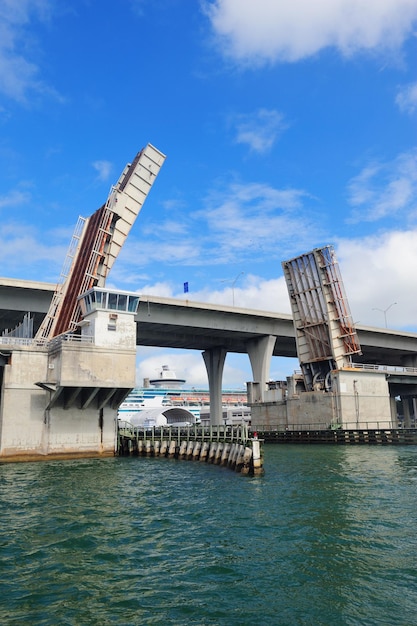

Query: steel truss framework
[282,245,361,391]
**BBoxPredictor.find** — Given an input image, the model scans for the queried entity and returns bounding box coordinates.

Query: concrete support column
[403,397,411,428]
[203,347,227,426]
[390,395,398,427]
[246,335,276,402]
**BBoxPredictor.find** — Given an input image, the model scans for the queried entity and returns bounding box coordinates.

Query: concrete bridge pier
[246,335,277,402]
[202,336,276,425]
[390,396,398,426]
[203,347,226,425]
[403,399,412,428]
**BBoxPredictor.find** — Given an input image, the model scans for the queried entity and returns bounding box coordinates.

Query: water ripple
[1,448,417,625]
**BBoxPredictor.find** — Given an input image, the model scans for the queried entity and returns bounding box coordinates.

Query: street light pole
[221,271,244,306]
[231,271,244,306]
[372,302,397,328]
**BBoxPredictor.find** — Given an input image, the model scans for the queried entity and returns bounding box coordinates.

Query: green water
[1,445,416,625]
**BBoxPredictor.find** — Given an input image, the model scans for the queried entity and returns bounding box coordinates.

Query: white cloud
[198,181,318,262]
[135,280,176,298]
[119,237,201,270]
[205,0,417,65]
[233,108,287,153]
[178,274,291,312]
[136,348,250,388]
[0,189,31,209]
[0,221,67,278]
[92,160,112,182]
[0,0,58,102]
[117,180,319,276]
[347,149,417,223]
[396,81,417,114]
[336,229,417,330]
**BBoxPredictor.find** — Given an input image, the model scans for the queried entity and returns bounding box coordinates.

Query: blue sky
[1,0,416,387]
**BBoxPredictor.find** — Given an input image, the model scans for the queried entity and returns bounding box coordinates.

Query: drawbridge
[35,144,165,341]
[282,245,362,392]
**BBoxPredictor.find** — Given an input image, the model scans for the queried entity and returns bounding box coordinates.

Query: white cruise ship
[118,365,250,427]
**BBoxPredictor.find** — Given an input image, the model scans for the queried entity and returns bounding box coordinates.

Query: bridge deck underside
[135,320,297,355]
[135,320,416,365]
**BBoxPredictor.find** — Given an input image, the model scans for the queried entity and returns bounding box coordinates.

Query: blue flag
[184,281,189,293]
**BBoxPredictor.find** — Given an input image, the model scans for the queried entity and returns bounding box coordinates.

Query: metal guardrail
[0,334,94,348]
[350,363,417,375]
[281,363,417,380]
[47,334,94,349]
[0,337,37,347]
[352,363,417,375]
[253,420,416,431]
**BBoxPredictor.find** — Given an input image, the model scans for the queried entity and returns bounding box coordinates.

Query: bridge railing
[253,420,417,432]
[0,336,37,347]
[350,363,417,375]
[47,333,94,350]
[0,333,94,349]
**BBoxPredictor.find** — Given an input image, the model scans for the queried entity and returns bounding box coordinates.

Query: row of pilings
[117,424,264,475]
